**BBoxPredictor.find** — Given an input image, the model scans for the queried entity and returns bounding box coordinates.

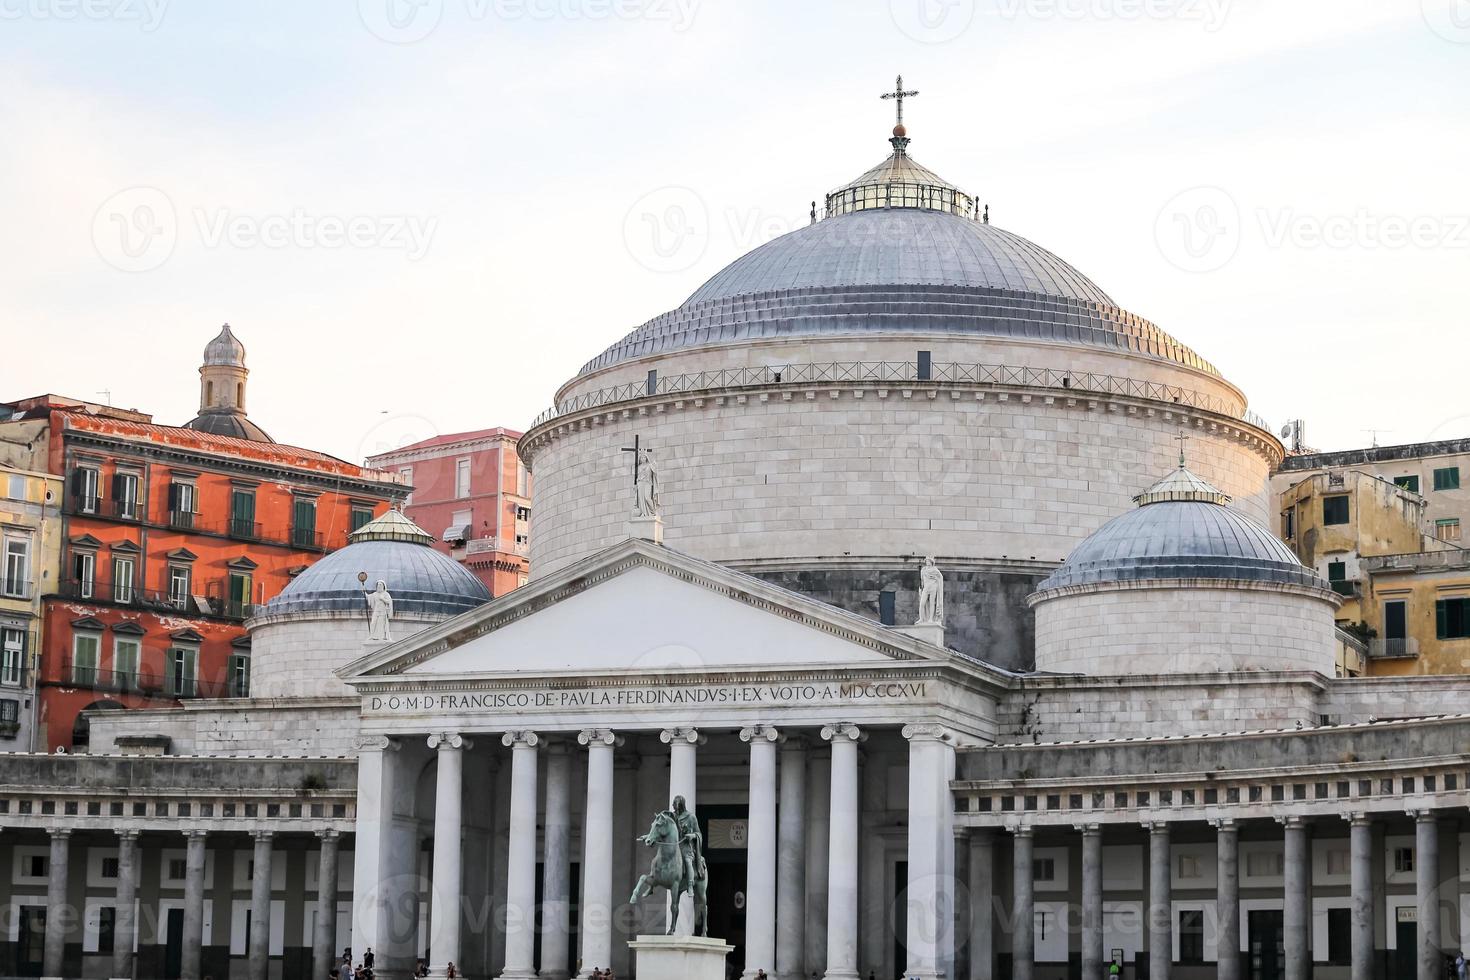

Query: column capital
[183,828,210,841]
[660,726,704,745]
[820,723,865,743]
[1006,823,1033,839]
[353,734,400,752]
[427,731,472,751]
[577,728,623,748]
[49,827,73,841]
[1276,814,1308,828]
[1409,807,1441,822]
[116,828,140,843]
[1345,812,1372,827]
[502,730,540,748]
[1073,822,1101,836]
[1144,820,1171,836]
[740,725,782,744]
[1210,817,1238,832]
[315,828,341,842]
[900,722,954,743]
[251,829,275,843]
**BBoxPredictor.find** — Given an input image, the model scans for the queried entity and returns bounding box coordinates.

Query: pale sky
[2,0,1466,463]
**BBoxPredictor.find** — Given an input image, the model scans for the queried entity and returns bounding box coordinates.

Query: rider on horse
[664,795,705,888]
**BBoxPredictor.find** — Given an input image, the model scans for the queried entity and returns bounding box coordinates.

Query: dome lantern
[184,323,274,442]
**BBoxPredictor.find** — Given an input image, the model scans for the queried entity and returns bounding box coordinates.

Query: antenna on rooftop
[1363,429,1393,449]
[1279,420,1308,454]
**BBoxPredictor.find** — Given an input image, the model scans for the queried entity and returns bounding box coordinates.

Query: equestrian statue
[631,794,709,936]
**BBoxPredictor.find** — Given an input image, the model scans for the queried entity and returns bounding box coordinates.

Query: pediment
[341,540,960,682]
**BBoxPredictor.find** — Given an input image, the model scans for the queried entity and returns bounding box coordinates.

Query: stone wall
[86,699,360,756]
[1320,675,1470,722]
[249,611,443,699]
[1033,584,1339,676]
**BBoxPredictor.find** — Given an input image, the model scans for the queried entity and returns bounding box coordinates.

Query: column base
[497,972,539,980]
[821,971,861,980]
[630,934,733,980]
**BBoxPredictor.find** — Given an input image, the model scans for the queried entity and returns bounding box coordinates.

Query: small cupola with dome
[184,323,274,442]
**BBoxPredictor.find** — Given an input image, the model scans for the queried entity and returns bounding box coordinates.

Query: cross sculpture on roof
[1176,427,1190,468]
[880,74,919,129]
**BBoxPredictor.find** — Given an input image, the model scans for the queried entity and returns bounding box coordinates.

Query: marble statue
[631,794,708,936]
[364,580,394,642]
[635,446,660,518]
[917,556,944,626]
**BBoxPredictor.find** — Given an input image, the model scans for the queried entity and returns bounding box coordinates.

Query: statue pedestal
[628,935,732,980]
[895,622,946,648]
[626,514,664,544]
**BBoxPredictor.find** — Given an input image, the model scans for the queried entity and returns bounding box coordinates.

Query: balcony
[1330,580,1361,598]
[228,517,261,541]
[108,499,142,521]
[221,598,256,621]
[291,527,324,551]
[168,509,197,531]
[57,577,194,613]
[57,656,232,699]
[1369,638,1421,660]
[1,579,33,601]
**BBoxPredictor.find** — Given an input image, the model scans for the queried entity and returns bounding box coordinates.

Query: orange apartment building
[0,326,406,749]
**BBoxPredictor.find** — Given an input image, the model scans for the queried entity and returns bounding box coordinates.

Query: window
[1,628,24,686]
[1282,508,1294,540]
[1436,519,1462,542]
[167,858,187,881]
[113,557,134,604]
[878,590,896,626]
[27,854,48,877]
[1394,846,1414,873]
[227,571,253,619]
[230,488,257,538]
[113,638,140,690]
[5,474,25,500]
[1323,495,1350,525]
[228,654,250,698]
[73,631,101,686]
[1437,598,1470,640]
[1246,851,1284,877]
[1395,475,1421,494]
[350,506,374,533]
[97,906,116,955]
[1326,847,1351,877]
[72,466,99,513]
[168,565,192,609]
[515,505,531,522]
[1434,467,1461,491]
[456,458,472,498]
[166,647,198,697]
[292,497,317,548]
[1032,857,1056,882]
[0,699,17,735]
[1177,854,1203,879]
[3,535,30,598]
[111,472,139,519]
[101,857,119,879]
[1385,600,1408,641]
[1178,909,1205,964]
[73,550,95,599]
[168,481,197,528]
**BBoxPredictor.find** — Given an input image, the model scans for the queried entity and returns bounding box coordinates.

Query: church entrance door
[700,804,748,973]
[1247,910,1283,980]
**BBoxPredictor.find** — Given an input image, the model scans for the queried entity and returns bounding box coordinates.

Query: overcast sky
[3,0,1466,463]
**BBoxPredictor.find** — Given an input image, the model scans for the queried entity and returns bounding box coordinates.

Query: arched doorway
[72,699,124,750]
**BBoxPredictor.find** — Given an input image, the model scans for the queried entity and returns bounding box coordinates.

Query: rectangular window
[167,481,196,528]
[1394,846,1414,873]
[73,551,95,599]
[101,857,119,879]
[292,498,317,548]
[227,572,253,619]
[917,349,932,381]
[350,506,374,533]
[166,647,198,698]
[72,466,99,513]
[1246,851,1284,877]
[1395,475,1421,494]
[1436,518,1462,542]
[168,565,192,609]
[1177,854,1202,879]
[1032,857,1056,882]
[1327,561,1347,582]
[1385,600,1408,641]
[97,906,116,955]
[27,854,48,877]
[1323,906,1349,964]
[113,638,140,691]
[1434,467,1461,491]
[228,654,250,698]
[113,557,134,604]
[167,858,187,881]
[1437,598,1470,640]
[3,535,30,598]
[230,488,257,538]
[1326,847,1351,877]
[1,628,24,686]
[73,632,101,686]
[1282,508,1294,540]
[1323,495,1350,525]
[878,590,896,626]
[1178,909,1205,964]
[111,472,140,519]
[0,698,18,733]
[456,458,472,498]
[5,473,25,500]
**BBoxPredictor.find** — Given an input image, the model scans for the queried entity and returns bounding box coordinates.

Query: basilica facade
[4,111,1470,980]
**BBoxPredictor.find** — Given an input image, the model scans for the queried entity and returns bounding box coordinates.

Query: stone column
[1148,822,1171,980]
[427,733,469,978]
[954,829,972,980]
[1281,816,1309,980]
[114,829,139,980]
[43,827,70,980]
[351,735,402,968]
[806,747,831,977]
[903,724,954,980]
[181,830,208,980]
[1079,824,1102,980]
[314,830,341,980]
[661,726,702,936]
[968,830,994,980]
[541,741,573,980]
[1349,814,1374,980]
[499,730,540,980]
[249,830,274,980]
[1012,827,1034,980]
[821,723,863,980]
[741,726,781,980]
[1215,819,1240,980]
[1417,811,1441,980]
[776,736,807,980]
[577,730,620,979]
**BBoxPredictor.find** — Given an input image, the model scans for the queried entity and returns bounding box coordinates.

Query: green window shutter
[294,498,316,532]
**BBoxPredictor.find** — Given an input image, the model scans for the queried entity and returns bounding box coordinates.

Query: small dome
[262,512,490,618]
[183,411,273,442]
[203,323,246,367]
[1036,467,1327,594]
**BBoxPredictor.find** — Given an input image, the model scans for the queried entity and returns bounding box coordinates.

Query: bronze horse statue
[631,810,708,936]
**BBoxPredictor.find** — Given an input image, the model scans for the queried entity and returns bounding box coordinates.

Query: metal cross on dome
[880,74,919,128]
[1176,428,1190,468]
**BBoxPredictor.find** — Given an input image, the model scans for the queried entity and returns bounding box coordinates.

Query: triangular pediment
[341,539,969,682]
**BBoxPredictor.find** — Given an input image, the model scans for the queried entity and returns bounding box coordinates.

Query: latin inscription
[366,680,928,714]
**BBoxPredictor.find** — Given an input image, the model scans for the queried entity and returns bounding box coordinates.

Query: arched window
[236,382,244,409]
[205,380,214,405]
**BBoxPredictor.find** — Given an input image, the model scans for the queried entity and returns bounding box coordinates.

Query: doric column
[43,827,71,979]
[806,747,831,977]
[181,829,208,980]
[314,830,341,980]
[249,830,275,980]
[351,735,402,968]
[114,829,140,980]
[499,730,540,980]
[776,735,808,980]
[968,830,994,980]
[1214,819,1240,980]
[821,723,863,980]
[427,732,470,979]
[1281,816,1309,980]
[577,729,621,979]
[541,741,573,980]
[740,725,781,980]
[902,724,956,980]
[1012,826,1034,980]
[1416,811,1441,980]
[1148,822,1171,980]
[1349,814,1374,980]
[1079,824,1102,980]
[660,726,702,936]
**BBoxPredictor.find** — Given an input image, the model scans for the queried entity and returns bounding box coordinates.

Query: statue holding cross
[621,435,660,519]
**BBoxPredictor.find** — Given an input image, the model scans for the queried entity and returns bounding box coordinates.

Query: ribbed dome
[203,323,246,366]
[262,538,490,617]
[183,411,273,442]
